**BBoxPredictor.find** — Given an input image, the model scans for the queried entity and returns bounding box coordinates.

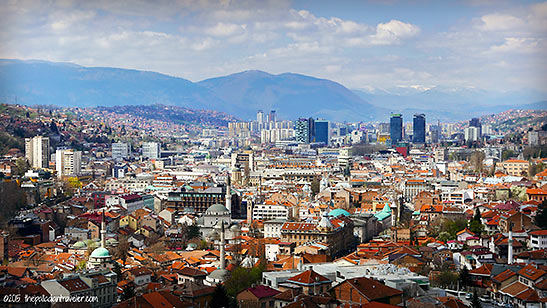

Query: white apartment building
[142,142,160,159]
[529,230,547,250]
[112,142,129,160]
[25,136,49,169]
[464,127,480,142]
[264,219,286,238]
[252,203,290,221]
[55,149,81,178]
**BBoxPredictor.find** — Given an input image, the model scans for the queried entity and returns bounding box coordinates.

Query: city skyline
[1,0,546,94]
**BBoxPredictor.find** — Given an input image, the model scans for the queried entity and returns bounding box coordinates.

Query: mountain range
[0,59,545,122]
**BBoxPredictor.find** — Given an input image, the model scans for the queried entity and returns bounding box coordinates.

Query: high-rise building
[112,142,129,160]
[142,142,160,160]
[390,114,403,144]
[470,118,482,137]
[257,110,265,124]
[429,124,441,144]
[295,118,315,143]
[268,110,277,122]
[25,136,50,169]
[315,119,330,145]
[56,149,82,178]
[464,127,480,142]
[413,114,426,143]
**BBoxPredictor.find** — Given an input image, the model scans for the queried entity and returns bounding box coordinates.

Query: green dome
[73,241,86,249]
[328,209,350,217]
[382,204,391,213]
[90,247,110,258]
[206,204,229,214]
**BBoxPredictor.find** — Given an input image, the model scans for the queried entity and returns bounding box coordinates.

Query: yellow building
[120,215,138,231]
[499,159,529,176]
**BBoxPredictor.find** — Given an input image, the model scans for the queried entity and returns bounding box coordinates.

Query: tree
[187,225,201,240]
[469,220,484,235]
[311,178,320,197]
[535,200,547,229]
[224,264,265,297]
[459,267,470,289]
[510,186,527,201]
[121,284,135,301]
[471,291,482,308]
[469,151,485,174]
[434,271,458,288]
[15,157,30,176]
[113,235,130,266]
[473,208,481,222]
[210,284,231,308]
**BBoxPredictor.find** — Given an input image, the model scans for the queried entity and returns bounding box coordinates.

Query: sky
[1,0,546,93]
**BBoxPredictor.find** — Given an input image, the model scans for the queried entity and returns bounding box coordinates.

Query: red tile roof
[288,270,330,285]
[245,285,281,299]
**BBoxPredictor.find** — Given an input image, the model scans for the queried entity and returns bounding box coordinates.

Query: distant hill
[0,59,381,121]
[0,59,223,110]
[198,70,381,121]
[94,104,238,127]
[1,59,544,122]
[352,87,547,121]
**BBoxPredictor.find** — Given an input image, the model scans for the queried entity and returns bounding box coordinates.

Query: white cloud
[204,22,247,37]
[477,13,525,31]
[370,19,420,45]
[489,37,541,53]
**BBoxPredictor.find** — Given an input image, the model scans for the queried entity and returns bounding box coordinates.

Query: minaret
[220,221,226,270]
[101,209,106,249]
[508,223,514,265]
[226,175,232,214]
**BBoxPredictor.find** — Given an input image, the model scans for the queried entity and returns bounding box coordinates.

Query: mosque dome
[73,241,86,249]
[205,204,229,215]
[90,247,110,259]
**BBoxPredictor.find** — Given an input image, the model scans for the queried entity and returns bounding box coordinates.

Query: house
[281,270,332,295]
[176,282,215,308]
[517,264,546,287]
[468,263,493,288]
[491,269,518,298]
[330,277,403,306]
[529,230,547,250]
[126,267,153,286]
[526,188,547,202]
[236,285,281,308]
[456,228,475,242]
[177,267,207,286]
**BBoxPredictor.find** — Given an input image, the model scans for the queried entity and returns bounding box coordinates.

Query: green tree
[459,267,470,289]
[469,220,484,235]
[15,157,30,176]
[471,291,482,308]
[187,225,201,240]
[210,284,231,308]
[510,186,527,201]
[224,264,265,297]
[535,200,547,229]
[434,271,458,288]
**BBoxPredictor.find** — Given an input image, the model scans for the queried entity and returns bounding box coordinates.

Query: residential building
[55,149,82,178]
[112,142,129,160]
[25,136,49,169]
[142,142,160,160]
